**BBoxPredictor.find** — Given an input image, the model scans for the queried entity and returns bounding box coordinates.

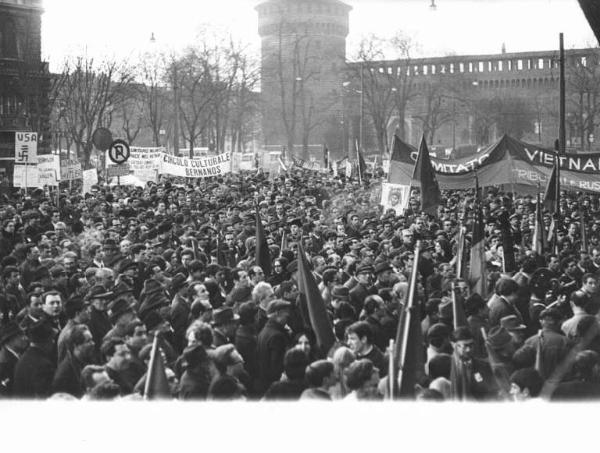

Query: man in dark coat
[256,299,292,395]
[13,319,57,399]
[0,322,29,397]
[488,278,524,328]
[234,302,259,390]
[52,325,95,398]
[349,264,376,315]
[87,286,113,355]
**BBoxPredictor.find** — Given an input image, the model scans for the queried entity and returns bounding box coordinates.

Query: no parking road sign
[108,139,131,164]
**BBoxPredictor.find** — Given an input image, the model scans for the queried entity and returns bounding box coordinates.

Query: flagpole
[144,333,159,400]
[396,240,421,398]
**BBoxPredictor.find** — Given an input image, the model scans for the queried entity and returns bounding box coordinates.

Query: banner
[389,134,600,194]
[381,183,411,215]
[82,169,98,195]
[13,165,39,188]
[37,155,60,187]
[158,152,231,178]
[128,147,162,183]
[60,159,83,181]
[15,132,38,164]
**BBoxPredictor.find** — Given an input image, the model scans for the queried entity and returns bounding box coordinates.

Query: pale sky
[41,0,596,70]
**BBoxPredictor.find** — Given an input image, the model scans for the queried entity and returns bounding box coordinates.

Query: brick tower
[256,0,351,159]
[0,0,50,181]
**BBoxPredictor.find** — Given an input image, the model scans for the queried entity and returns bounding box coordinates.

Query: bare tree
[138,56,170,147]
[53,57,136,167]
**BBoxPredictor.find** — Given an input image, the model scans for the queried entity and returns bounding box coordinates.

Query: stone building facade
[0,0,50,180]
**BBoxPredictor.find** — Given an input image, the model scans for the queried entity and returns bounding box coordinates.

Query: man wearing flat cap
[349,264,376,314]
[212,307,240,347]
[0,322,29,397]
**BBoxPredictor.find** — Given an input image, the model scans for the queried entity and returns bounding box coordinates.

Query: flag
[580,210,588,253]
[578,0,600,45]
[455,225,467,279]
[543,161,558,213]
[469,205,487,298]
[323,145,329,168]
[355,139,366,183]
[411,135,441,216]
[144,334,171,399]
[296,242,336,355]
[451,284,468,330]
[255,205,272,277]
[532,193,546,255]
[498,211,517,273]
[278,156,288,172]
[393,241,424,399]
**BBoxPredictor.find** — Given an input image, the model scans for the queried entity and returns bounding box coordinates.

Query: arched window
[0,18,19,59]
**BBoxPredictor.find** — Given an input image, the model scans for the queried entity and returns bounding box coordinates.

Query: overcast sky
[42,0,596,70]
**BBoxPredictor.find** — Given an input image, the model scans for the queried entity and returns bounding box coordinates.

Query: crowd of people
[0,167,600,402]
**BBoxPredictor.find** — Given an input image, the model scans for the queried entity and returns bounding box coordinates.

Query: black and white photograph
[2,1,600,445]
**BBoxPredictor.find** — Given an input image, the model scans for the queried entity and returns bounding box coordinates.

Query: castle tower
[256,0,351,158]
[0,0,50,180]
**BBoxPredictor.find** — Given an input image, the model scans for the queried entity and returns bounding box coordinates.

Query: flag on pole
[296,242,336,355]
[393,241,424,399]
[543,161,558,213]
[532,193,546,255]
[255,204,272,277]
[469,204,487,298]
[278,156,288,172]
[323,145,329,168]
[580,209,588,253]
[144,334,171,399]
[355,139,365,183]
[411,135,441,216]
[498,211,517,274]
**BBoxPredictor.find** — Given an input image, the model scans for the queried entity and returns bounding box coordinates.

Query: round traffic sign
[92,128,113,151]
[108,139,131,164]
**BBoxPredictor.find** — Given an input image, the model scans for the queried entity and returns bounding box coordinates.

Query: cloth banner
[13,165,38,188]
[128,147,162,183]
[158,152,232,178]
[82,169,98,195]
[389,134,600,194]
[37,155,60,186]
[381,183,411,215]
[60,159,83,181]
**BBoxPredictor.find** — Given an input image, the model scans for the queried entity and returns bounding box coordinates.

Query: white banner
[38,155,60,186]
[381,183,411,215]
[82,169,98,195]
[128,147,162,183]
[15,132,38,164]
[13,165,39,188]
[158,152,232,178]
[60,159,83,181]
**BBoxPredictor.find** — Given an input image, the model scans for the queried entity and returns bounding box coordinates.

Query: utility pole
[172,62,181,157]
[359,62,364,154]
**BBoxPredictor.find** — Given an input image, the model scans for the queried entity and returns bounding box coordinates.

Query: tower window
[0,18,19,59]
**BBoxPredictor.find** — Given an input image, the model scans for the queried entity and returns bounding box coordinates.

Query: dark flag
[323,145,329,168]
[144,334,171,399]
[297,242,336,355]
[355,139,366,183]
[392,241,424,399]
[498,211,517,273]
[543,161,558,213]
[255,205,272,277]
[469,205,487,298]
[411,135,441,216]
[532,193,546,255]
[578,0,600,45]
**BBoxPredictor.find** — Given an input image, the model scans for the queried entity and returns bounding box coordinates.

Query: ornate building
[0,0,50,179]
[256,0,351,158]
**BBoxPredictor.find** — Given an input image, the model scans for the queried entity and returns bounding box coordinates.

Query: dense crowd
[1,168,600,401]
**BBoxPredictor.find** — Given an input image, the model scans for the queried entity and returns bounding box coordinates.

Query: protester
[0,164,598,403]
